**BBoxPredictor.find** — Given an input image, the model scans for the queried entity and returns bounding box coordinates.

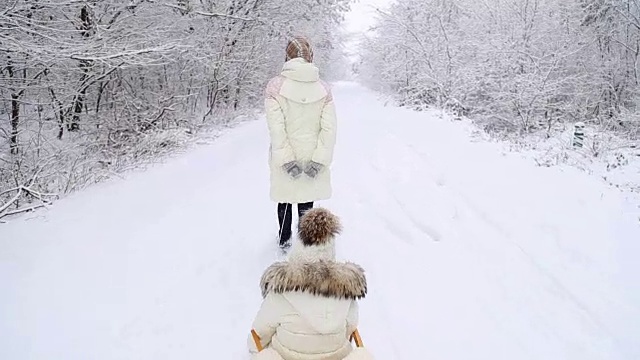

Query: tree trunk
[69,5,94,132]
[10,93,20,155]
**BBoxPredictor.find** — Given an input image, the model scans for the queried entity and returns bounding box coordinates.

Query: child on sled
[248,208,374,360]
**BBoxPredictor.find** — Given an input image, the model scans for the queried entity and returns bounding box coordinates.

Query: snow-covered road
[1,82,639,360]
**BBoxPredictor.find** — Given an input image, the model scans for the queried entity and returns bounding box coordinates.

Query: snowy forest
[359,0,640,142]
[2,0,640,217]
[0,0,350,217]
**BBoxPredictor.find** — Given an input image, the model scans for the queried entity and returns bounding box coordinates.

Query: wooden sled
[251,328,365,352]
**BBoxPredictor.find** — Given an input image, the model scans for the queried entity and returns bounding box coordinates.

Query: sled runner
[250,329,373,360]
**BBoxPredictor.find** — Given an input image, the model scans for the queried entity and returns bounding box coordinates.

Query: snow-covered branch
[0,185,58,219]
[70,47,176,62]
[193,10,257,22]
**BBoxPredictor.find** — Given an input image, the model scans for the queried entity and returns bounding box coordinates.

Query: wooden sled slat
[251,329,263,352]
[350,329,364,348]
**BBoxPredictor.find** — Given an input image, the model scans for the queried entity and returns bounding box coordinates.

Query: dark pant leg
[297,202,314,218]
[277,203,293,244]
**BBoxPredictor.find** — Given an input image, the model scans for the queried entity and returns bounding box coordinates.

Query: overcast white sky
[343,0,393,34]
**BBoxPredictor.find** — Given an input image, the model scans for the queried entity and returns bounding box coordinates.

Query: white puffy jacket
[248,260,368,360]
[265,58,337,204]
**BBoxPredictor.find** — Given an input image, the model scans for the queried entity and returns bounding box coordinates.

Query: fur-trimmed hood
[260,260,367,300]
[298,207,341,246]
[288,207,341,263]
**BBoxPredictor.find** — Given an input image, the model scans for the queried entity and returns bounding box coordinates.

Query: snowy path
[1,82,639,360]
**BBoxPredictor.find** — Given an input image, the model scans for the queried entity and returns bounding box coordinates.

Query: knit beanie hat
[286,36,314,63]
[288,208,342,262]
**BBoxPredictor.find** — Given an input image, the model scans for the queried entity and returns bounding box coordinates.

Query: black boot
[277,203,293,248]
[298,202,314,218]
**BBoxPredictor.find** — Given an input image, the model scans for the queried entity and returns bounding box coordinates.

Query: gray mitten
[283,161,302,178]
[304,161,324,178]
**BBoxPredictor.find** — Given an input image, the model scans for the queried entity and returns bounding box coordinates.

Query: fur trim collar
[260,261,367,300]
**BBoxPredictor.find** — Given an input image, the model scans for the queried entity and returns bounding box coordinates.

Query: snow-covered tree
[359,0,640,140]
[0,0,352,218]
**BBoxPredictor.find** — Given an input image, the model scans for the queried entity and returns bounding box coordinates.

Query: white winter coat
[265,58,337,204]
[248,260,367,360]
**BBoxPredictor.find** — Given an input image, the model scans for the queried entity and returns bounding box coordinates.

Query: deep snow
[1,82,639,360]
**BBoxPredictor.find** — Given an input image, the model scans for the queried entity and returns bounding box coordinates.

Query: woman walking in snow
[264,36,338,249]
[248,208,373,360]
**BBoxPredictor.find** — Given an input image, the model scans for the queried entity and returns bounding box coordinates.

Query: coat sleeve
[248,293,284,353]
[346,300,359,338]
[266,95,296,166]
[311,97,337,166]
